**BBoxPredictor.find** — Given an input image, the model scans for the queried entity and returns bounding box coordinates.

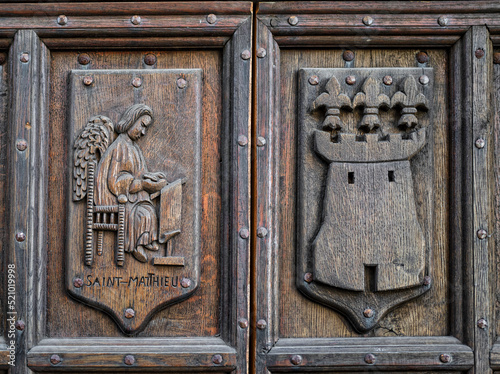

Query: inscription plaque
[67,69,202,334]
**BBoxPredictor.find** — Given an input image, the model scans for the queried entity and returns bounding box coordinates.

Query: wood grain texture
[48,50,221,339]
[278,48,449,339]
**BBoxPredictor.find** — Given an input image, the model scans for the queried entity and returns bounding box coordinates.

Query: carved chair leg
[116,203,125,267]
[97,231,104,256]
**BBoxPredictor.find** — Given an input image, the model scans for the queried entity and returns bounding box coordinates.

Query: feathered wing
[73,115,115,201]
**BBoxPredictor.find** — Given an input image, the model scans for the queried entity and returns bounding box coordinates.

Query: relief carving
[297,68,433,332]
[66,69,202,334]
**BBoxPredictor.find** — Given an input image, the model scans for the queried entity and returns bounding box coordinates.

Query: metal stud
[477,318,488,329]
[383,75,393,85]
[416,51,430,64]
[132,77,142,88]
[212,354,223,364]
[257,227,268,238]
[475,138,485,149]
[257,137,266,147]
[181,277,191,288]
[50,354,62,365]
[257,48,267,58]
[423,276,432,286]
[16,139,28,151]
[124,308,135,319]
[73,278,84,288]
[239,228,249,239]
[257,319,267,330]
[130,15,141,25]
[290,355,303,365]
[343,50,355,62]
[494,52,500,64]
[241,50,251,60]
[15,232,26,242]
[437,16,449,27]
[20,53,29,63]
[364,353,376,364]
[78,53,91,65]
[346,75,356,85]
[238,135,248,146]
[177,78,187,89]
[419,75,429,85]
[57,15,68,26]
[362,16,373,26]
[308,75,319,85]
[475,48,485,59]
[288,16,299,26]
[15,320,25,331]
[439,353,451,363]
[144,54,157,66]
[363,308,374,318]
[206,14,217,24]
[304,272,313,283]
[477,229,487,240]
[83,76,93,86]
[238,318,248,329]
[124,355,135,365]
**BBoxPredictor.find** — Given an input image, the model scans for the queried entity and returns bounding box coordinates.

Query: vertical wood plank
[221,16,252,374]
[255,20,280,374]
[470,25,494,374]
[7,30,49,373]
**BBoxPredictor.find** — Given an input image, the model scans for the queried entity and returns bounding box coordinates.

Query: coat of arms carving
[67,69,202,334]
[297,68,433,332]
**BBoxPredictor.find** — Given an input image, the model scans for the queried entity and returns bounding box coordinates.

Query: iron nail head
[257,319,267,330]
[73,278,84,288]
[477,229,487,240]
[181,277,191,288]
[343,50,355,62]
[419,75,429,85]
[257,227,268,238]
[20,53,29,63]
[78,53,91,65]
[239,228,249,239]
[363,308,374,318]
[438,16,449,27]
[83,76,93,86]
[50,354,62,365]
[257,137,266,147]
[177,78,187,89]
[144,54,157,66]
[346,75,356,85]
[477,318,488,329]
[416,51,430,64]
[257,48,267,58]
[291,355,303,365]
[212,354,223,365]
[362,16,373,26]
[440,353,451,363]
[364,353,376,364]
[124,355,135,365]
[15,231,26,242]
[383,75,393,85]
[494,52,500,64]
[57,15,68,25]
[309,75,319,85]
[131,15,141,25]
[132,77,142,88]
[288,16,299,26]
[304,272,313,283]
[475,48,485,59]
[238,135,248,147]
[124,308,135,319]
[241,50,251,60]
[238,318,248,329]
[16,139,28,151]
[423,276,432,286]
[207,14,217,24]
[475,138,485,149]
[15,320,25,331]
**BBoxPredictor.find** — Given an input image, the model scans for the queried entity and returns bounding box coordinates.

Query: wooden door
[254,2,500,374]
[0,2,252,373]
[2,2,500,374]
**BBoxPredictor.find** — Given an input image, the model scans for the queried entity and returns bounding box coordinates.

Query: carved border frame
[0,2,252,373]
[255,2,497,372]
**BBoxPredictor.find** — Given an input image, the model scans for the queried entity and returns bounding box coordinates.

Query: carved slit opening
[388,170,395,182]
[364,265,377,292]
[348,172,355,184]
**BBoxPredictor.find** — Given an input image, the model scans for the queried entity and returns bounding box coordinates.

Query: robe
[95,133,158,253]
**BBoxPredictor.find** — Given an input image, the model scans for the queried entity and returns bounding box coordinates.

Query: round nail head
[78,53,91,65]
[362,16,373,26]
[239,228,249,239]
[73,278,84,288]
[477,229,487,240]
[288,16,299,26]
[438,16,449,27]
[309,75,319,85]
[494,52,500,64]
[364,353,376,364]
[212,354,223,365]
[419,75,429,85]
[207,14,217,24]
[291,355,303,365]
[257,319,267,330]
[257,227,268,238]
[83,76,93,86]
[181,277,191,288]
[20,53,29,63]
[16,139,28,151]
[241,50,251,60]
[475,138,485,149]
[124,308,135,319]
[177,78,187,89]
[440,353,451,363]
[57,15,68,26]
[131,15,141,25]
[416,51,430,64]
[238,318,248,329]
[343,50,355,62]
[238,135,248,147]
[132,77,142,88]
[257,137,266,147]
[363,308,374,318]
[383,75,393,85]
[475,48,485,59]
[423,276,432,286]
[124,355,135,365]
[144,54,157,66]
[304,272,313,283]
[15,232,26,242]
[15,320,25,331]
[50,354,62,365]
[257,48,267,58]
[346,75,356,85]
[477,318,488,329]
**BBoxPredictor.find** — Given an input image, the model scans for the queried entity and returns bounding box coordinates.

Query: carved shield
[297,68,433,332]
[66,69,202,335]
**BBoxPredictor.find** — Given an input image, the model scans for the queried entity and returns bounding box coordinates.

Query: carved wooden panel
[67,69,202,334]
[297,68,434,332]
